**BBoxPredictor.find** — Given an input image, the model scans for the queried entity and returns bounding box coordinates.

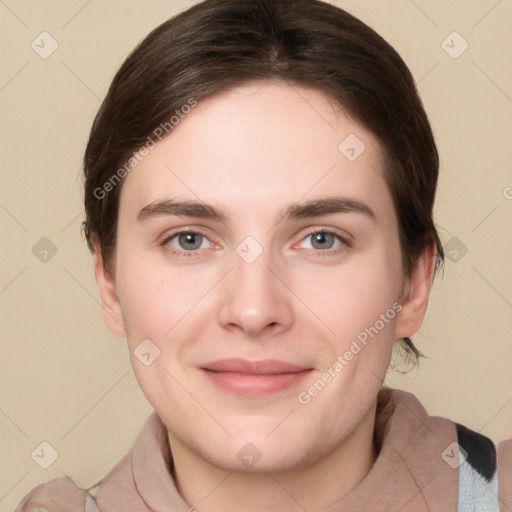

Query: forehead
[119,81,395,226]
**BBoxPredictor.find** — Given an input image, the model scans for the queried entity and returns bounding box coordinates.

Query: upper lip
[201,358,311,374]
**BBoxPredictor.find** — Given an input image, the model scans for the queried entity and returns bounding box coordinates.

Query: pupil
[312,232,333,249]
[179,233,202,250]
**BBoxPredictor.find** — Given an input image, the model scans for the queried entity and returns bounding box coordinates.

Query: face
[96,81,430,473]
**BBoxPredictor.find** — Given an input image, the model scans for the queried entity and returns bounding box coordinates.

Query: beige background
[1,0,511,509]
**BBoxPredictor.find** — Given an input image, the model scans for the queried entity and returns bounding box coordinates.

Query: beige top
[15,389,512,511]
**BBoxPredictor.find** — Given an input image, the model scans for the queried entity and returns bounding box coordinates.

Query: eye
[298,231,347,251]
[165,231,211,251]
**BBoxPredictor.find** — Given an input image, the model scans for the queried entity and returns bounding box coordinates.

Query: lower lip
[201,369,312,396]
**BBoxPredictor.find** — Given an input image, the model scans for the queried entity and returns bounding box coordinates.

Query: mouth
[200,358,313,396]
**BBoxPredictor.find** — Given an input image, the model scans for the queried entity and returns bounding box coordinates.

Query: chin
[205,441,321,474]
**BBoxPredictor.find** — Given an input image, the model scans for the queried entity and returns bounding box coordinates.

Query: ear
[393,242,436,340]
[92,241,127,338]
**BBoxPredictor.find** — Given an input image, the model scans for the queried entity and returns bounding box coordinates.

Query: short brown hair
[82,0,444,362]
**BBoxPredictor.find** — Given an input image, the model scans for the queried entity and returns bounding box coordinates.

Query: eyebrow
[283,197,377,222]
[137,199,225,222]
[136,196,376,223]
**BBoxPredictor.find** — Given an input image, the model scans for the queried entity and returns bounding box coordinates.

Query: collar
[105,389,459,511]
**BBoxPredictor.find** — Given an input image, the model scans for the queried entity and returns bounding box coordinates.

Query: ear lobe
[393,242,436,340]
[92,242,127,338]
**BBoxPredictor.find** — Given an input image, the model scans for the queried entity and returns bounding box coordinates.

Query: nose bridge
[232,244,278,308]
[218,241,293,336]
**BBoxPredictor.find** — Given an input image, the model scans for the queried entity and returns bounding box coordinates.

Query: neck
[169,401,378,512]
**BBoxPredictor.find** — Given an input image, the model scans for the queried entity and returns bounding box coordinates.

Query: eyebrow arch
[137,199,225,222]
[283,197,377,221]
[137,196,376,224]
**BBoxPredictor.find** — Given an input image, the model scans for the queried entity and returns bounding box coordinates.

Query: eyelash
[295,227,351,256]
[160,227,351,258]
[160,228,215,258]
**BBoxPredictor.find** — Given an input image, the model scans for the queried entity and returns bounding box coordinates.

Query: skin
[94,81,434,511]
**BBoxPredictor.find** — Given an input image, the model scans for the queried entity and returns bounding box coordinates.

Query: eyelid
[160,226,220,256]
[159,225,352,258]
[292,226,352,251]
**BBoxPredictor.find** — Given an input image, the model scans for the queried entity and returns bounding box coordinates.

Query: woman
[16,0,511,510]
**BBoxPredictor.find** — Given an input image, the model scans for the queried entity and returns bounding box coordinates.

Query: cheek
[116,252,213,340]
[292,256,401,338]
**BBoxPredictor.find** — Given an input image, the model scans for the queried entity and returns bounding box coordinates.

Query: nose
[217,249,294,338]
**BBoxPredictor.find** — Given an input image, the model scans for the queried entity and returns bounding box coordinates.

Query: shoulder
[455,422,512,511]
[14,415,160,512]
[14,476,98,512]
[497,437,512,510]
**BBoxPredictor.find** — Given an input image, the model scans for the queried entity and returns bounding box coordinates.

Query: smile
[200,358,313,397]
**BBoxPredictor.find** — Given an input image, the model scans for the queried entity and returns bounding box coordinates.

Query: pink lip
[200,358,313,396]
